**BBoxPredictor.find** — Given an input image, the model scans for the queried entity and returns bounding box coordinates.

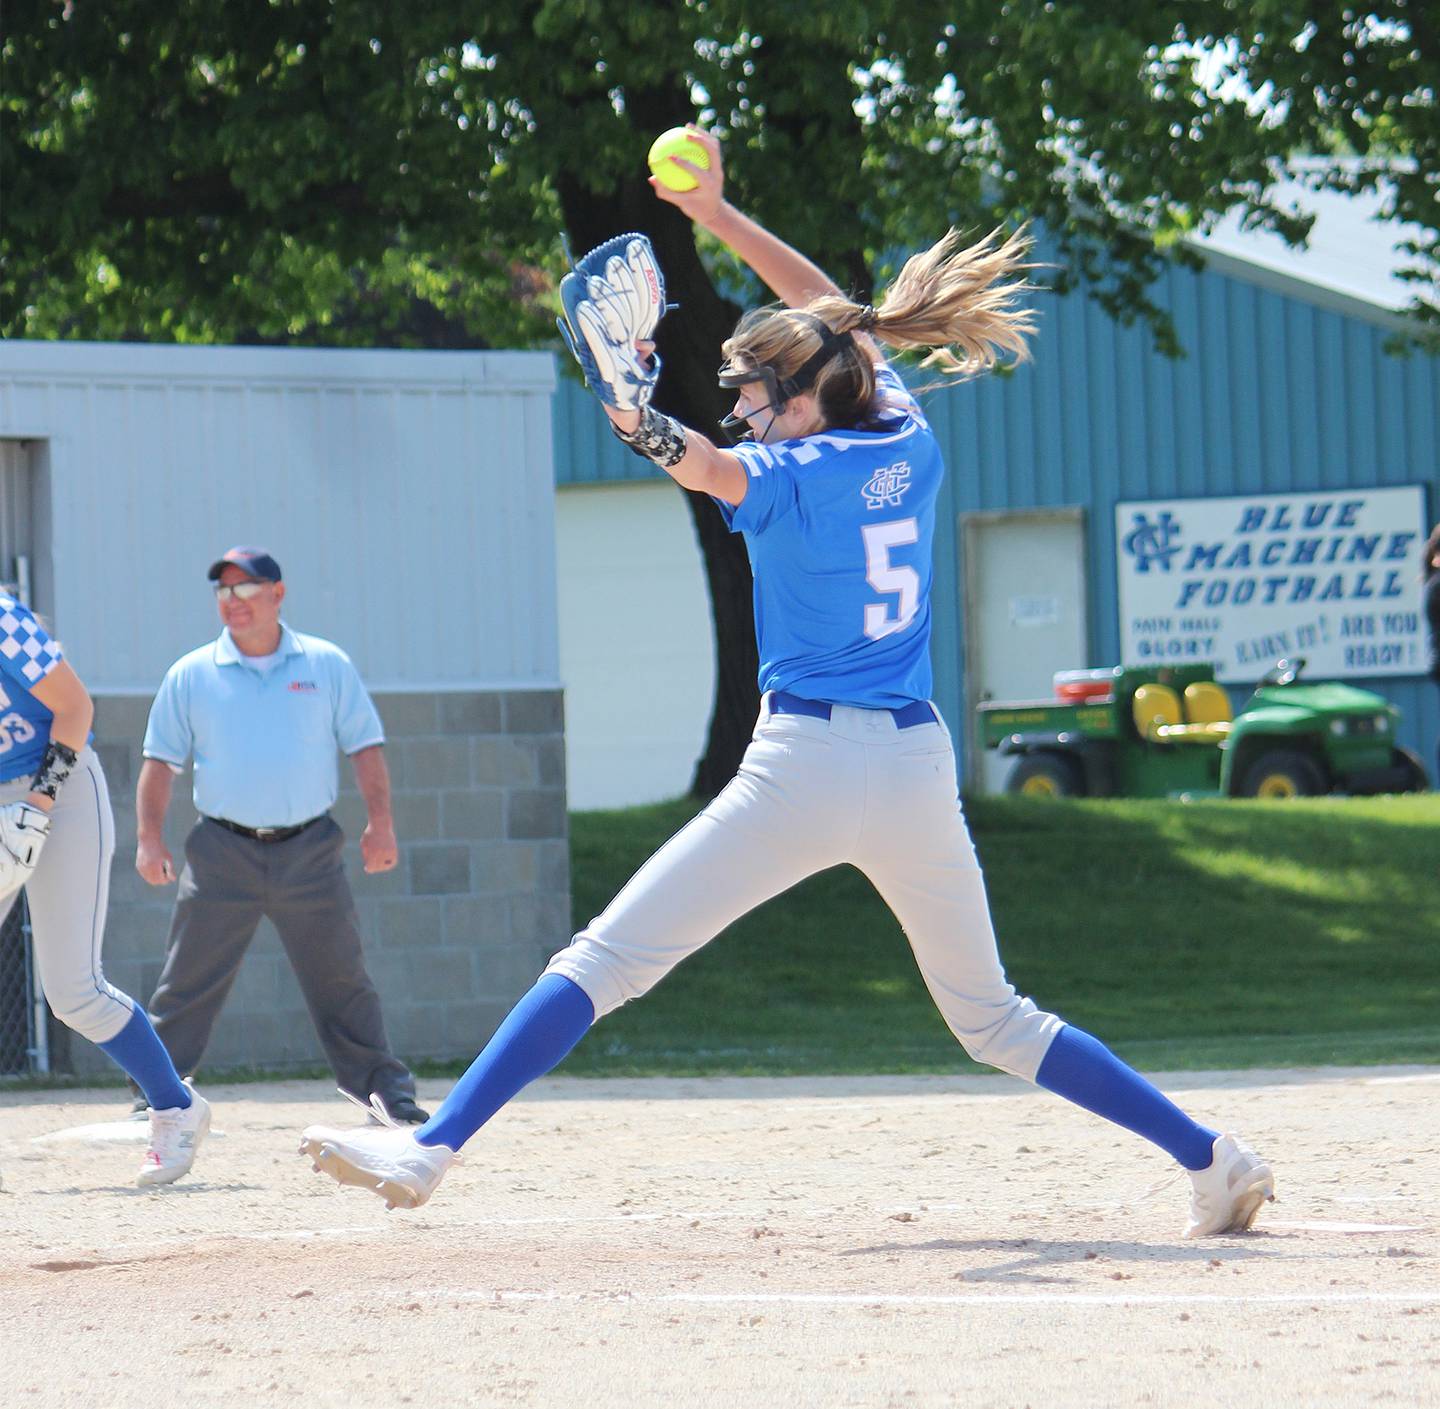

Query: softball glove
[557,232,666,411]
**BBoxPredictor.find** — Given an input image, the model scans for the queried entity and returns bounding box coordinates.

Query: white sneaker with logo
[138,1087,212,1187]
[300,1092,456,1211]
[1184,1132,1275,1237]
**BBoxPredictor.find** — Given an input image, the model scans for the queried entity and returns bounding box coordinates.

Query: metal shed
[0,342,568,1079]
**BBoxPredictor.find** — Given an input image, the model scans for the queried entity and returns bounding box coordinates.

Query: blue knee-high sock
[416,974,595,1152]
[1035,1025,1218,1170]
[98,1007,191,1112]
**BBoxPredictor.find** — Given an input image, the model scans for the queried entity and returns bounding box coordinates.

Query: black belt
[769,690,936,729]
[207,815,326,843]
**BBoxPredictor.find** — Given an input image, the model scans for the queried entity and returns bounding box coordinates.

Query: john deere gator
[977,658,1427,799]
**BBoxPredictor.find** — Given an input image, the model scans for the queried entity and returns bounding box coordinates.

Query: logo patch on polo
[288,680,318,692]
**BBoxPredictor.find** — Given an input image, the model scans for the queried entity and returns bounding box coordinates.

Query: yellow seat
[1182,681,1233,739]
[1132,683,1183,742]
[1133,682,1229,746]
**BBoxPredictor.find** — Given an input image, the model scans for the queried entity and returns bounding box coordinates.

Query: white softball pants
[0,747,133,1043]
[546,698,1064,1080]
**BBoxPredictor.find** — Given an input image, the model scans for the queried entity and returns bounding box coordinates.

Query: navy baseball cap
[207,546,283,582]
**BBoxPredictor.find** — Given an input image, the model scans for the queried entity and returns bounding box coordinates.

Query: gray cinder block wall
[65,688,571,1079]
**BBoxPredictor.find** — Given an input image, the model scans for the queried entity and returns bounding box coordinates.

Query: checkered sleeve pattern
[0,601,64,687]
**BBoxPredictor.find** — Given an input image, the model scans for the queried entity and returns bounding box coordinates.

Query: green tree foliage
[7,3,1436,344]
[1206,2,1439,307]
[4,2,1435,783]
[2,5,562,344]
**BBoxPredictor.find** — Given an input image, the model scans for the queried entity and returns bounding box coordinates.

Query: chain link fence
[0,896,40,1075]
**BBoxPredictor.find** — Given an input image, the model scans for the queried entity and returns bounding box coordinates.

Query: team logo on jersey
[862,460,912,510]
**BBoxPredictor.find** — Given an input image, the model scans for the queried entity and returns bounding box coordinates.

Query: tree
[5,2,1437,790]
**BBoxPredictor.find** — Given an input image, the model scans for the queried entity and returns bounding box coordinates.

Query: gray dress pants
[146,815,415,1104]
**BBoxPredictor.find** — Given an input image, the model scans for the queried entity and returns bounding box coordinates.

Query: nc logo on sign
[862,460,912,510]
[1122,511,1182,573]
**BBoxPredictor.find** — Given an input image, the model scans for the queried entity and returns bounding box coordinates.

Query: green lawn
[18,792,1436,1095]
[558,793,1440,1076]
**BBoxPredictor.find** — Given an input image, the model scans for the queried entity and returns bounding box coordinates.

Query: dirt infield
[3,1066,1438,1408]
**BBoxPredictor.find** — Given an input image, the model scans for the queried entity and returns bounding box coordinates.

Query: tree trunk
[681,487,759,797]
[556,157,758,798]
[552,66,876,797]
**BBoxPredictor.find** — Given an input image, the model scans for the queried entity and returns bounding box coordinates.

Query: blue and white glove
[557,233,667,411]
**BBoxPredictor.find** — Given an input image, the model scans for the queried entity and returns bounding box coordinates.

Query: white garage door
[555,481,717,809]
[962,510,1088,795]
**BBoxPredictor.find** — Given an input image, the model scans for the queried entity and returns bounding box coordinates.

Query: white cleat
[299,1093,456,1211]
[1184,1132,1275,1237]
[137,1086,212,1187]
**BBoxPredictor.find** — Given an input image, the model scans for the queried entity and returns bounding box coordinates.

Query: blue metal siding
[553,371,666,485]
[553,254,1440,772]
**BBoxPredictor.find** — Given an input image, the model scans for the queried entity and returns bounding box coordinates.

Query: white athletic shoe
[137,1086,211,1187]
[299,1093,456,1211]
[1184,1132,1275,1237]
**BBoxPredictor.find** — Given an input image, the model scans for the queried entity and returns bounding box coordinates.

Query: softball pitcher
[302,127,1273,1238]
[0,595,209,1185]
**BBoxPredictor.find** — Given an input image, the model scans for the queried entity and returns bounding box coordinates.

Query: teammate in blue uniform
[302,128,1273,1237]
[0,596,210,1185]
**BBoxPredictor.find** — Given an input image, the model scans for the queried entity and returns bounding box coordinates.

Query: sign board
[1009,594,1060,628]
[1116,487,1427,681]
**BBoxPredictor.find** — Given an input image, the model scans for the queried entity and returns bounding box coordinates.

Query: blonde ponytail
[720,225,1037,430]
[812,225,1037,379]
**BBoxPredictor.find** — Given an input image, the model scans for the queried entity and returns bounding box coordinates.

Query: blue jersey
[0,595,66,780]
[716,364,941,707]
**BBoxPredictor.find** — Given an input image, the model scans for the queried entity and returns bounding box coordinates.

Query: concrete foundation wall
[63,688,570,1079]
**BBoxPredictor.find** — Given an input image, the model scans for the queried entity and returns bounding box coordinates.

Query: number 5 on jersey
[862,519,920,640]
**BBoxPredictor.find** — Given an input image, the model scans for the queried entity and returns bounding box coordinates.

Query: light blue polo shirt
[143,624,385,828]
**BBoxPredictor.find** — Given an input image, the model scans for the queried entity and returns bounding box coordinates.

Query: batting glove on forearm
[0,801,49,889]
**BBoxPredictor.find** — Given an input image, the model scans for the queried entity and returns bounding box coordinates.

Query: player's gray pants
[546,698,1065,1082]
[145,816,416,1104]
[0,747,135,1043]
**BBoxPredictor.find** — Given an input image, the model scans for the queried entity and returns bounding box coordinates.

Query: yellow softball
[647,128,711,192]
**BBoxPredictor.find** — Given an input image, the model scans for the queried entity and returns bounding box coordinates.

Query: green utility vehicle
[977,658,1428,799]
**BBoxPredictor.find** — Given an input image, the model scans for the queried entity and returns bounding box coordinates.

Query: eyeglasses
[213,581,269,602]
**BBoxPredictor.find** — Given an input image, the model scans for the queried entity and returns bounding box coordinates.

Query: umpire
[133,546,426,1123]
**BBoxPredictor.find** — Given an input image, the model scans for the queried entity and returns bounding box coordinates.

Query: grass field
[558,792,1440,1076]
